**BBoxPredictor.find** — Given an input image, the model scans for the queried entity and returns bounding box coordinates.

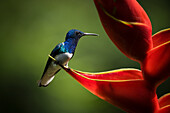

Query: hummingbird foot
[58,63,71,70]
[48,54,70,70]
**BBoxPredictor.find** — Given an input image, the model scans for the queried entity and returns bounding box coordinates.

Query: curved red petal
[94,0,152,62]
[63,68,159,113]
[157,106,170,113]
[142,41,170,86]
[73,68,143,81]
[152,28,170,48]
[159,93,170,108]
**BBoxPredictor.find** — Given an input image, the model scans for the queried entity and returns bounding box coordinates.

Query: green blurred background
[0,0,169,113]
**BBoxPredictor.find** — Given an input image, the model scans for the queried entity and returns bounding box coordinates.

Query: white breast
[53,52,73,66]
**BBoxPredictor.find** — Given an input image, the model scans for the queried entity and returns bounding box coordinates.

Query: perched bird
[38,29,98,87]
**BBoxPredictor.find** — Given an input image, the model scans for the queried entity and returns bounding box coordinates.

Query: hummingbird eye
[75,31,79,35]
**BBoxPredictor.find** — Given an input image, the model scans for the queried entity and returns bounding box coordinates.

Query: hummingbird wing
[38,43,65,87]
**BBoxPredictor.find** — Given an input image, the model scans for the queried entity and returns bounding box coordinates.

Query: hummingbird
[38,29,98,87]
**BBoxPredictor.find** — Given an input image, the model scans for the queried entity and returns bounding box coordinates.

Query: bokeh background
[0,0,169,113]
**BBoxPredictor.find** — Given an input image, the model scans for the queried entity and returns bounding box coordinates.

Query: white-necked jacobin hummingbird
[38,29,98,87]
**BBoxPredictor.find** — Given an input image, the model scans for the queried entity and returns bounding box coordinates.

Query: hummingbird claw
[48,54,70,69]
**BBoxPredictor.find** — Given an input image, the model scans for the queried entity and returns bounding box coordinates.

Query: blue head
[64,29,98,53]
[65,29,98,41]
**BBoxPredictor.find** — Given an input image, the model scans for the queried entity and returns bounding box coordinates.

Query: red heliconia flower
[54,0,170,112]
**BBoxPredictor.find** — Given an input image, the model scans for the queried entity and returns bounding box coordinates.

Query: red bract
[58,0,170,113]
[62,67,159,113]
[152,29,170,48]
[159,93,170,108]
[93,0,152,62]
[142,29,170,87]
[157,107,170,113]
[158,93,170,113]
[142,41,170,86]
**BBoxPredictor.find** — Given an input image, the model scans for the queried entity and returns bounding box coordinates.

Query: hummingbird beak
[83,33,99,36]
